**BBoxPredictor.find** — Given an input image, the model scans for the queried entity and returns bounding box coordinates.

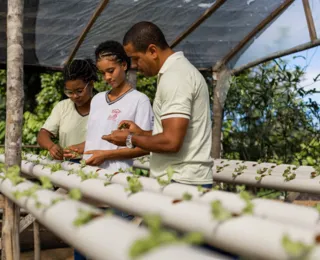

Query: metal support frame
[213,0,294,71]
[170,0,226,48]
[302,0,318,42]
[66,0,110,64]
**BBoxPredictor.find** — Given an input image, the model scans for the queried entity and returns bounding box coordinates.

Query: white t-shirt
[83,89,153,172]
[151,52,213,185]
[42,99,88,148]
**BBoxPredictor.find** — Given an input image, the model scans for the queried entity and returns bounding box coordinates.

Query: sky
[235,0,320,102]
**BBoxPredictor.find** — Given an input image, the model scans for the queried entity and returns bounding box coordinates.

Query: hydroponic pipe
[15,161,320,260]
[0,172,226,260]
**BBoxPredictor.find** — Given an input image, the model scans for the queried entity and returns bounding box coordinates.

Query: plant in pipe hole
[39,176,53,189]
[255,167,272,181]
[156,166,175,187]
[77,170,98,182]
[73,209,102,227]
[68,188,82,200]
[129,214,203,259]
[80,159,86,168]
[211,200,232,221]
[282,234,314,259]
[126,176,143,194]
[240,191,254,215]
[2,165,25,186]
[282,166,296,182]
[182,192,192,201]
[45,163,62,172]
[232,165,247,178]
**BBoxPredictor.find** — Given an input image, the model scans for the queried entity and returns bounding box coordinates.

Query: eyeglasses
[64,83,89,97]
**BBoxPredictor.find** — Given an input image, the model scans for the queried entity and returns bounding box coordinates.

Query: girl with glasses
[37,59,98,160]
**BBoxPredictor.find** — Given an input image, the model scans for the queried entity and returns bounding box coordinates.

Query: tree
[222,59,320,164]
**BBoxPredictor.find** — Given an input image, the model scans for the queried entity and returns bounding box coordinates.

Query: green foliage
[126,175,143,194]
[156,166,175,187]
[223,59,320,165]
[129,214,203,259]
[39,176,53,189]
[239,191,254,215]
[68,188,82,200]
[282,234,314,260]
[46,163,62,172]
[211,200,232,221]
[232,165,247,178]
[73,209,98,227]
[77,170,98,182]
[282,166,296,182]
[182,192,192,201]
[136,73,157,104]
[3,165,25,186]
[13,185,39,199]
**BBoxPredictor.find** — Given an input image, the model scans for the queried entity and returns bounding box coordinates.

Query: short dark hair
[95,40,131,72]
[123,21,169,52]
[63,59,98,83]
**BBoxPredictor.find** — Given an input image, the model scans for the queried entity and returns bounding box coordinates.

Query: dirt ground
[21,248,73,260]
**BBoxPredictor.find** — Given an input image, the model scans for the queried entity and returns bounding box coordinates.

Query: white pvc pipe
[0,172,226,260]
[17,158,320,229]
[212,171,320,194]
[16,161,320,259]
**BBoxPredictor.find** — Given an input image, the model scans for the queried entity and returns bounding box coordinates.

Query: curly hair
[63,59,98,83]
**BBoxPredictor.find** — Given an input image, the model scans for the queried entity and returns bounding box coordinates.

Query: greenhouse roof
[0,0,319,72]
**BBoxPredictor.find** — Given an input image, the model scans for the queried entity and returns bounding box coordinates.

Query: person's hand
[48,144,63,160]
[84,150,108,166]
[102,129,130,146]
[118,120,143,135]
[63,145,83,159]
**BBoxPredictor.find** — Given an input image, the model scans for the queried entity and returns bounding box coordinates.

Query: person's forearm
[37,129,55,150]
[104,147,149,160]
[132,134,180,153]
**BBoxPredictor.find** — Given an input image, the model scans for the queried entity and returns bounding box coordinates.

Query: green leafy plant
[156,166,175,187]
[282,166,296,182]
[255,167,272,181]
[13,185,40,200]
[126,176,143,194]
[282,234,314,260]
[129,214,203,259]
[77,170,98,182]
[182,192,192,201]
[240,191,254,215]
[68,188,82,200]
[80,160,86,168]
[211,200,232,221]
[39,176,53,189]
[46,163,62,172]
[232,165,247,178]
[3,165,25,186]
[73,209,100,227]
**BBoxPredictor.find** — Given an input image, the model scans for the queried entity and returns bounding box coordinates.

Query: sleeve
[158,72,192,120]
[41,102,62,137]
[134,97,154,131]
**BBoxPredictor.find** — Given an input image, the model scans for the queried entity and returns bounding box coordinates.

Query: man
[103,21,213,186]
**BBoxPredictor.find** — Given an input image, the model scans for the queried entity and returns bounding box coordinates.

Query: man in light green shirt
[103,22,213,186]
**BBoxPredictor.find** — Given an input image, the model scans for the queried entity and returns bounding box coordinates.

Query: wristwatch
[126,133,135,149]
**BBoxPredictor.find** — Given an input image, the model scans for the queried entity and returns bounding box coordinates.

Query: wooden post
[33,222,40,260]
[2,0,24,259]
[127,69,137,89]
[211,69,231,159]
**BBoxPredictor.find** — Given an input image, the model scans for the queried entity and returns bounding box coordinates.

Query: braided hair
[95,41,131,72]
[63,59,98,83]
